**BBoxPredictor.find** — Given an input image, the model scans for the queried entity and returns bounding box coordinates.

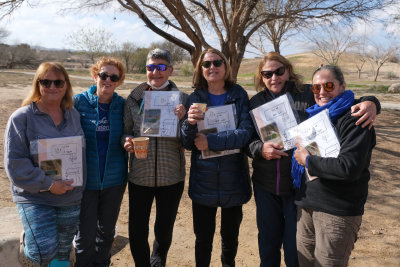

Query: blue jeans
[17,203,80,265]
[74,184,126,267]
[253,183,299,267]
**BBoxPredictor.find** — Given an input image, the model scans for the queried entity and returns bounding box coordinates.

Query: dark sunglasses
[311,82,335,93]
[260,66,286,79]
[146,64,170,72]
[38,79,65,88]
[98,72,120,82]
[201,60,224,68]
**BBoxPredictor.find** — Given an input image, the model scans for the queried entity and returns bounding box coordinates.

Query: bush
[387,72,398,79]
[367,85,390,93]
[181,63,194,76]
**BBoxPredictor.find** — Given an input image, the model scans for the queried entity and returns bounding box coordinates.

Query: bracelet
[40,182,54,192]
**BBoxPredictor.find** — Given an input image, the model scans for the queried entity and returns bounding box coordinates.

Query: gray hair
[147,48,172,65]
[312,65,345,85]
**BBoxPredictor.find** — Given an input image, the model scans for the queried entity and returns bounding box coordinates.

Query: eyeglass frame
[98,72,121,82]
[146,64,171,72]
[38,79,66,88]
[260,66,286,79]
[311,82,336,93]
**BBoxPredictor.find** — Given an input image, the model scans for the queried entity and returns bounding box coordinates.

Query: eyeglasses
[98,72,120,82]
[146,64,170,72]
[38,79,66,88]
[201,60,224,68]
[311,82,335,93]
[260,66,286,79]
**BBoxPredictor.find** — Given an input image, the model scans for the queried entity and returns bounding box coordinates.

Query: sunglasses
[311,82,335,93]
[146,64,170,72]
[260,66,286,79]
[201,60,224,68]
[38,79,65,88]
[98,72,120,82]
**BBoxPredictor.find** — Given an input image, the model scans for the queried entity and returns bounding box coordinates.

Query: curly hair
[90,57,126,84]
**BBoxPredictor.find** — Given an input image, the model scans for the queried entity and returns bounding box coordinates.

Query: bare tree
[113,42,137,72]
[249,0,303,55]
[150,40,190,64]
[0,27,10,42]
[366,41,398,82]
[348,35,369,79]
[0,43,37,69]
[66,27,115,63]
[306,24,356,65]
[1,0,391,79]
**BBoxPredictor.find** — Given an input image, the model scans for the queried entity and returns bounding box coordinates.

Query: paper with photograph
[31,136,84,187]
[197,104,240,159]
[141,91,182,137]
[288,109,340,158]
[250,93,299,150]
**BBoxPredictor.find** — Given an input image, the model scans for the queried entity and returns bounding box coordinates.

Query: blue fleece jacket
[74,85,127,190]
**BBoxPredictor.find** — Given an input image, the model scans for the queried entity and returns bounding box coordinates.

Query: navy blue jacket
[181,84,253,207]
[74,85,127,190]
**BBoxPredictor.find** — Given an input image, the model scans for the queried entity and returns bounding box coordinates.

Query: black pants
[128,181,184,267]
[75,184,126,267]
[192,202,243,267]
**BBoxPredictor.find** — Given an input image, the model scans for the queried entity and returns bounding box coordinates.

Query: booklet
[141,91,182,137]
[250,93,299,150]
[288,109,340,158]
[30,136,84,187]
[197,104,240,159]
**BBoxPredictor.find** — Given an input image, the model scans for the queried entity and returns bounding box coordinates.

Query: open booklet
[141,91,182,137]
[250,93,299,150]
[30,136,85,187]
[288,109,340,158]
[197,104,240,159]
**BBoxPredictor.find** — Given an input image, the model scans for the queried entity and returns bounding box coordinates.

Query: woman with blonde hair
[74,57,127,266]
[5,62,84,267]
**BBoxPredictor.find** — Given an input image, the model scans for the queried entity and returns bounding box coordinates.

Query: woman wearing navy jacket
[181,48,253,267]
[73,57,127,267]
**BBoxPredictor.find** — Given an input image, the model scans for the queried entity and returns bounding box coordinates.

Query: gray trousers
[296,207,362,267]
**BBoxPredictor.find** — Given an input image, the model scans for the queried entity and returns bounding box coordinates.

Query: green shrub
[181,63,194,76]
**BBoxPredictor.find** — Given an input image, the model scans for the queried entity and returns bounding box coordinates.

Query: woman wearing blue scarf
[293,65,376,266]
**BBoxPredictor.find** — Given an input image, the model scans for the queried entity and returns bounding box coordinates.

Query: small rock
[371,229,383,235]
[388,83,400,93]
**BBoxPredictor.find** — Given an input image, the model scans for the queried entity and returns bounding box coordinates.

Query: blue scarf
[291,90,355,188]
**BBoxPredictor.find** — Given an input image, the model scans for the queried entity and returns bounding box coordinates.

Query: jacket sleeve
[181,93,199,151]
[359,95,381,114]
[207,88,254,151]
[246,92,264,159]
[4,112,53,193]
[121,96,135,147]
[307,113,376,182]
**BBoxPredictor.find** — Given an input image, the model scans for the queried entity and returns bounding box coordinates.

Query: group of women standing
[4,47,378,267]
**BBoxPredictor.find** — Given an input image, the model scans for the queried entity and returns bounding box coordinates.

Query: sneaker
[18,231,36,267]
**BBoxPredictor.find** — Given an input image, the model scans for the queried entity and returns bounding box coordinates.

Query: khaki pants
[296,207,362,267]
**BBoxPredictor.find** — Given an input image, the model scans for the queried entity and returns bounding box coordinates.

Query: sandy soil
[0,71,399,266]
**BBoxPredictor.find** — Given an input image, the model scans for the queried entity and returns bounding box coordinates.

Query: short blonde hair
[193,48,234,90]
[22,62,73,109]
[255,52,303,92]
[90,57,126,85]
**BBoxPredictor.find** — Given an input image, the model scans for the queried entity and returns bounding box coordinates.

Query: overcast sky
[0,1,398,58]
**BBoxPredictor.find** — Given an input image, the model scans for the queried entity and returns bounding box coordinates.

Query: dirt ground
[0,71,399,266]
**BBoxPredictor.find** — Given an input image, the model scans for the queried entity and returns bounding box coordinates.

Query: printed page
[36,136,84,187]
[197,104,240,159]
[141,91,181,137]
[288,109,340,158]
[250,93,299,150]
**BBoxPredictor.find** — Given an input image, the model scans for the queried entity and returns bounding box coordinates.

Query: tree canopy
[0,0,392,79]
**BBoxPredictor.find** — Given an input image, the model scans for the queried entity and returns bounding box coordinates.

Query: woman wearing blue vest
[73,57,127,266]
